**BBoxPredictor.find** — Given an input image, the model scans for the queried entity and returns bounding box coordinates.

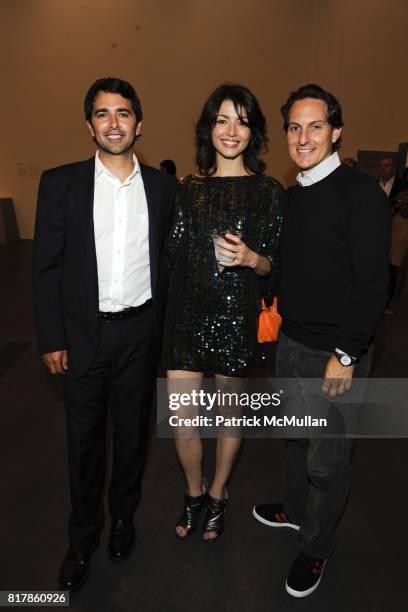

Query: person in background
[385,187,408,314]
[160,159,177,177]
[253,83,390,598]
[378,157,407,206]
[342,156,357,168]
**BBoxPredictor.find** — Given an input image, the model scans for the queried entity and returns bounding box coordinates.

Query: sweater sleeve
[258,180,286,307]
[164,179,187,270]
[335,179,390,358]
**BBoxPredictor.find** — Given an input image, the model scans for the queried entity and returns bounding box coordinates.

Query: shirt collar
[296,152,341,187]
[380,175,395,187]
[95,150,140,184]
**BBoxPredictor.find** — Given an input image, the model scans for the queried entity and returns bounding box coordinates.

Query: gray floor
[0,240,407,611]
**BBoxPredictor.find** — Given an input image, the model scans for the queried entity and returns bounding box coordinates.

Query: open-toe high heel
[175,481,207,539]
[202,490,229,543]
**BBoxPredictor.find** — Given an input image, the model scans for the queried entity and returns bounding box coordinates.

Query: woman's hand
[216,233,270,276]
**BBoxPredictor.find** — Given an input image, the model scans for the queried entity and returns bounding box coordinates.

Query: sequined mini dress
[162,174,284,376]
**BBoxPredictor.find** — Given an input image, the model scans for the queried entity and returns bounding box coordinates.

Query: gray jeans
[276,333,372,558]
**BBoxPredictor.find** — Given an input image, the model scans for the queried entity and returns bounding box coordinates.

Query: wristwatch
[334,348,358,367]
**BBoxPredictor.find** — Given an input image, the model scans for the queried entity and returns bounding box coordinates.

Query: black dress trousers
[63,305,158,551]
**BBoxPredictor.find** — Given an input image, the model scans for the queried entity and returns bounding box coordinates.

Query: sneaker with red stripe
[285,551,327,598]
[252,502,299,530]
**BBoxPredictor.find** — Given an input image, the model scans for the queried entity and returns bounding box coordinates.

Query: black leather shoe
[109,519,135,562]
[58,542,98,592]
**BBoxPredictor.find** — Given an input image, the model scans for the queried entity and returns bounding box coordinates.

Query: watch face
[340,354,352,366]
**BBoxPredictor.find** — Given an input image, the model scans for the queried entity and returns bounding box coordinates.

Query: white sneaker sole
[285,559,327,598]
[252,506,300,531]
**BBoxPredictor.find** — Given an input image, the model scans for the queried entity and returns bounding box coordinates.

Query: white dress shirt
[379,176,395,197]
[296,152,341,187]
[93,151,151,312]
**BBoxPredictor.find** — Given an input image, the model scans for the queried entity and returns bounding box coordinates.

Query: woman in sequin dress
[163,84,284,541]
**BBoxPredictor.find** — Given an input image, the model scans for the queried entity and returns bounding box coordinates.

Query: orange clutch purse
[258,297,282,343]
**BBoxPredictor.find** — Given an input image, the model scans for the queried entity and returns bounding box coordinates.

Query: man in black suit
[33,77,177,591]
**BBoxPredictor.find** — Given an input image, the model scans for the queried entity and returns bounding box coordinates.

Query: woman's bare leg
[167,370,205,537]
[204,374,246,540]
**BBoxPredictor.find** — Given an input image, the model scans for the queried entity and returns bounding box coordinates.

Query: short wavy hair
[84,77,142,124]
[280,83,343,151]
[196,84,268,176]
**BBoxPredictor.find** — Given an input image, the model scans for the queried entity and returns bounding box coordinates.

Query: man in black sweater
[253,84,390,597]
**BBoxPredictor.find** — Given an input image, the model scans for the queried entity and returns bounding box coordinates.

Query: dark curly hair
[196,84,268,176]
[280,83,343,151]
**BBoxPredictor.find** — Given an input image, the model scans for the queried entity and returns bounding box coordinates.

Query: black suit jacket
[380,176,408,205]
[389,177,408,204]
[33,156,177,378]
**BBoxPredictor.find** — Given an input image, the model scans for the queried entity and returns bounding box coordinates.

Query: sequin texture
[162,174,284,376]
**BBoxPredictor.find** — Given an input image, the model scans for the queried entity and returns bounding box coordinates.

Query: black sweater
[278,165,390,358]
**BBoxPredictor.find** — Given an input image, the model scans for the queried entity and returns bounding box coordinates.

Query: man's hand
[42,350,68,375]
[322,355,354,397]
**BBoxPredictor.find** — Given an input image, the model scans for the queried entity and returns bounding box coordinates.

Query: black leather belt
[98,299,153,322]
